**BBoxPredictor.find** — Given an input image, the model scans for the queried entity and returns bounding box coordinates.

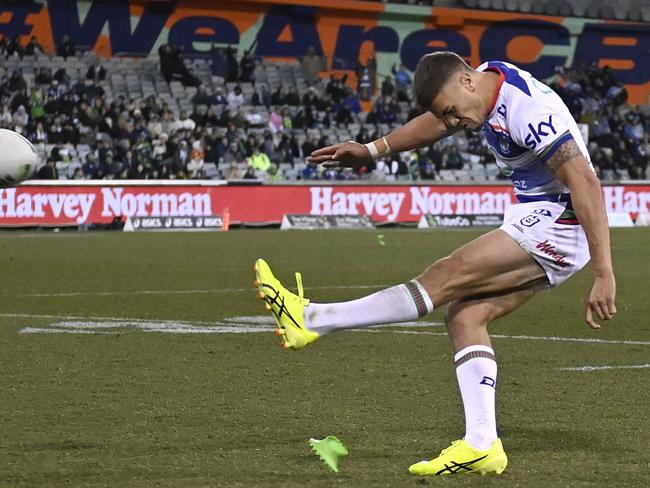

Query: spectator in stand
[245,107,266,128]
[204,107,220,126]
[226,46,239,82]
[56,35,75,60]
[428,145,445,173]
[210,44,229,81]
[211,134,228,164]
[302,46,325,86]
[4,36,24,59]
[253,59,265,85]
[399,151,416,180]
[223,141,245,166]
[37,158,58,179]
[226,161,244,179]
[8,70,27,92]
[158,43,199,87]
[243,164,257,179]
[228,109,246,129]
[86,64,106,82]
[417,149,436,180]
[367,55,377,96]
[391,62,412,101]
[356,61,371,101]
[82,153,99,178]
[12,105,29,134]
[29,88,45,121]
[268,108,283,134]
[62,119,80,145]
[278,108,290,131]
[191,86,212,106]
[243,134,257,157]
[29,121,48,144]
[35,67,52,85]
[302,86,320,110]
[302,133,317,159]
[129,162,149,179]
[252,84,272,107]
[376,95,398,125]
[326,74,348,104]
[174,110,196,131]
[344,88,362,115]
[248,145,272,173]
[240,49,254,82]
[187,140,205,178]
[335,101,354,126]
[262,132,279,162]
[381,76,396,98]
[443,145,465,170]
[227,85,244,111]
[276,133,298,165]
[24,36,44,57]
[285,86,300,106]
[173,140,191,172]
[213,87,227,105]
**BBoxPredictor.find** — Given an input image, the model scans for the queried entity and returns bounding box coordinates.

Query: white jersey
[476,61,592,201]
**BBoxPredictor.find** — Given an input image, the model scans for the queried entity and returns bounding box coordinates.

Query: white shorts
[500,200,590,287]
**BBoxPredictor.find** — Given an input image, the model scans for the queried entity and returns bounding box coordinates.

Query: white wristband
[365,141,379,160]
[382,136,391,154]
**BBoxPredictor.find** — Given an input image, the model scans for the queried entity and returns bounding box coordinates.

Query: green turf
[0,228,649,487]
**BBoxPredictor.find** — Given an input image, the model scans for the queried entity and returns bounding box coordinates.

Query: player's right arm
[307,111,454,169]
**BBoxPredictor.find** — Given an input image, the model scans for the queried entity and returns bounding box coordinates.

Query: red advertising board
[1,182,649,226]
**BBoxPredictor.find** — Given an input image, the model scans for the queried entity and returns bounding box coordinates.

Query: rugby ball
[0,129,39,186]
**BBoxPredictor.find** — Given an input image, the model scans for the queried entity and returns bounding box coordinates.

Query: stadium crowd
[0,37,647,182]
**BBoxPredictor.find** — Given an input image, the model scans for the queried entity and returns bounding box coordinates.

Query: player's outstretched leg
[254,258,318,350]
[254,258,434,349]
[408,438,507,476]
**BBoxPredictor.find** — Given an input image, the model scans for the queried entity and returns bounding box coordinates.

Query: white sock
[454,345,498,451]
[304,280,434,335]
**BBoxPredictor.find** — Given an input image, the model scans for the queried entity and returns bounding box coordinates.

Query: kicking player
[254,51,616,476]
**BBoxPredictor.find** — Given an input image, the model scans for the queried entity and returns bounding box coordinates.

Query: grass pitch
[0,228,649,487]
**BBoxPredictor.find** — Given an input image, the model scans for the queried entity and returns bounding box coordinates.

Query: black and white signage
[124,215,223,232]
[281,214,375,230]
[418,214,503,229]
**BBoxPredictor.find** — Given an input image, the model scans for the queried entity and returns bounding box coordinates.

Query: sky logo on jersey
[525,115,558,149]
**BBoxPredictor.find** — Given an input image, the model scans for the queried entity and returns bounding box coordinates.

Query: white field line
[14,284,390,298]
[560,364,650,372]
[9,314,443,335]
[2,312,270,325]
[6,313,649,347]
[354,329,650,346]
[2,313,439,328]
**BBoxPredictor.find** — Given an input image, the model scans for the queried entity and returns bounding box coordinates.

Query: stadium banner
[281,214,375,230]
[2,182,650,227]
[123,215,224,232]
[0,0,647,104]
[417,214,504,229]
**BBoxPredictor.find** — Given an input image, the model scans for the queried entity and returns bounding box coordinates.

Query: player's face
[430,72,485,131]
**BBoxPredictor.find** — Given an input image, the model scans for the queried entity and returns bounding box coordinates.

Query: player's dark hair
[413,51,472,109]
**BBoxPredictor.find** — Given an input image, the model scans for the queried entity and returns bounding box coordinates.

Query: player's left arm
[547,138,616,329]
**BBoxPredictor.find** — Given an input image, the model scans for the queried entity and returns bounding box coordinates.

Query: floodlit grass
[0,228,648,487]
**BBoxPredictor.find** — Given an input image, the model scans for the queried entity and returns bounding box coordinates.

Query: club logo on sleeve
[525,115,557,149]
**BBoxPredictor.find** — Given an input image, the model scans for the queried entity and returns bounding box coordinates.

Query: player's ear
[459,70,475,92]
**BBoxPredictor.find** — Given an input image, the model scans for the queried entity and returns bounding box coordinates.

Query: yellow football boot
[253,258,319,350]
[409,438,508,476]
